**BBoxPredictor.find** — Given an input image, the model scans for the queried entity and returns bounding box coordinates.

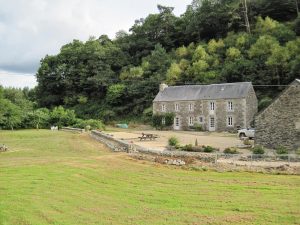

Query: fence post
[288,154,290,164]
[215,153,218,164]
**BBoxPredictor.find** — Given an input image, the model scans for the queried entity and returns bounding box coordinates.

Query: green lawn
[0,130,299,225]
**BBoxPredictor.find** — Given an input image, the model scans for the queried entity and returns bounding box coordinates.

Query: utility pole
[241,0,251,34]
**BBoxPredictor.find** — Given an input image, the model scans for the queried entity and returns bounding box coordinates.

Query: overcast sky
[0,0,191,88]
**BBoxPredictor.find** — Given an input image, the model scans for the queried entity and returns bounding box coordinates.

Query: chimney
[159,83,168,92]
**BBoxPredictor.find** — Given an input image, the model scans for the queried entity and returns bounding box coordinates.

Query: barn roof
[153,82,253,102]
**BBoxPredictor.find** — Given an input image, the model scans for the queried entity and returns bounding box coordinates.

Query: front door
[174,117,180,130]
[209,117,216,132]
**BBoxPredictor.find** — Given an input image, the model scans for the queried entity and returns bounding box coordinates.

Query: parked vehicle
[238,128,255,139]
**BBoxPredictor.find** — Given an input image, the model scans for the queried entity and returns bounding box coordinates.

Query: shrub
[194,123,203,131]
[168,136,179,146]
[182,144,193,152]
[165,112,175,127]
[275,146,288,155]
[152,114,163,130]
[203,145,215,153]
[142,107,153,122]
[74,119,105,130]
[224,147,239,154]
[243,139,252,146]
[252,145,265,154]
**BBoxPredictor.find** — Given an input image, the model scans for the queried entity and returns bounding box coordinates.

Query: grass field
[0,130,299,225]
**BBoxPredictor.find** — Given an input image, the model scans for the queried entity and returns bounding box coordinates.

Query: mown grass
[0,130,299,225]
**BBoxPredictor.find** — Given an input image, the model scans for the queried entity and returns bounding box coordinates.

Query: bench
[138,133,158,141]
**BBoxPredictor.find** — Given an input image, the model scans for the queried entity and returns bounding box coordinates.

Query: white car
[238,128,255,139]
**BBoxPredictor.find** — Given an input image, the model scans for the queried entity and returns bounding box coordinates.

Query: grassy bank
[0,130,299,225]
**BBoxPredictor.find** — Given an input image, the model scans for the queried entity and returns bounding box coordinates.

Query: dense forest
[1,0,300,129]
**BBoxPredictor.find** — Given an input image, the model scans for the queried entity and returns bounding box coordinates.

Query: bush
[202,145,215,153]
[252,145,265,154]
[243,139,252,146]
[164,112,175,127]
[275,146,288,155]
[194,123,203,131]
[152,114,163,130]
[74,119,105,130]
[224,147,239,154]
[152,113,175,130]
[168,136,179,147]
[142,107,153,122]
[181,144,193,151]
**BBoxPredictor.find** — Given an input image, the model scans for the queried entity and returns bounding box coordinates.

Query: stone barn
[153,82,258,132]
[255,79,300,150]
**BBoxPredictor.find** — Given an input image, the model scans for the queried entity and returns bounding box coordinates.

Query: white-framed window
[228,101,233,111]
[175,103,179,112]
[188,103,194,112]
[188,116,194,126]
[210,102,215,111]
[161,104,166,112]
[227,116,233,127]
[199,116,204,124]
[162,117,166,125]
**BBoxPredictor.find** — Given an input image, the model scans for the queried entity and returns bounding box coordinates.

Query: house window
[189,103,194,112]
[227,116,233,127]
[189,117,194,126]
[199,116,204,124]
[162,117,166,125]
[228,101,233,111]
[175,103,179,112]
[161,104,166,112]
[210,102,215,111]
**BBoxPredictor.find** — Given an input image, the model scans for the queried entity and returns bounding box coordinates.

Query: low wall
[90,130,300,164]
[90,130,131,152]
[90,130,215,161]
[61,127,85,133]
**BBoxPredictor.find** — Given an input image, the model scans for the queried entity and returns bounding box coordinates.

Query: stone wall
[245,86,258,127]
[255,81,300,150]
[90,130,130,152]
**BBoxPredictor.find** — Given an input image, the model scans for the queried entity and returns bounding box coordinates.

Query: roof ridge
[167,82,251,88]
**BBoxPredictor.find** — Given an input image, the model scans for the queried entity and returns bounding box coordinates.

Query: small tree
[164,112,175,128]
[168,136,179,146]
[152,114,163,130]
[253,145,265,154]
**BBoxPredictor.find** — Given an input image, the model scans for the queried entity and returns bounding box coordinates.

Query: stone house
[153,82,258,132]
[255,79,300,150]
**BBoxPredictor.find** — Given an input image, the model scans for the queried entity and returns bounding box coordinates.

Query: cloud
[0,0,191,87]
[0,70,37,88]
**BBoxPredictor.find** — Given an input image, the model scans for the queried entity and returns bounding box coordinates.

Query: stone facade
[255,80,300,150]
[153,83,258,132]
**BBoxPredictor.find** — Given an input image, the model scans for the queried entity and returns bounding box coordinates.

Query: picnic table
[138,133,158,141]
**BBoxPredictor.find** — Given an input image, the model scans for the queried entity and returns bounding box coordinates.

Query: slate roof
[153,82,253,102]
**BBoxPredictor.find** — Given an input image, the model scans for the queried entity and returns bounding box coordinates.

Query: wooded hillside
[33,0,300,121]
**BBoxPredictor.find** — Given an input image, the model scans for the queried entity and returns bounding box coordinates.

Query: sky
[0,0,191,88]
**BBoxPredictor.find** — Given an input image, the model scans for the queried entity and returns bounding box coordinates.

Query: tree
[29,108,50,129]
[0,99,22,130]
[50,106,76,128]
